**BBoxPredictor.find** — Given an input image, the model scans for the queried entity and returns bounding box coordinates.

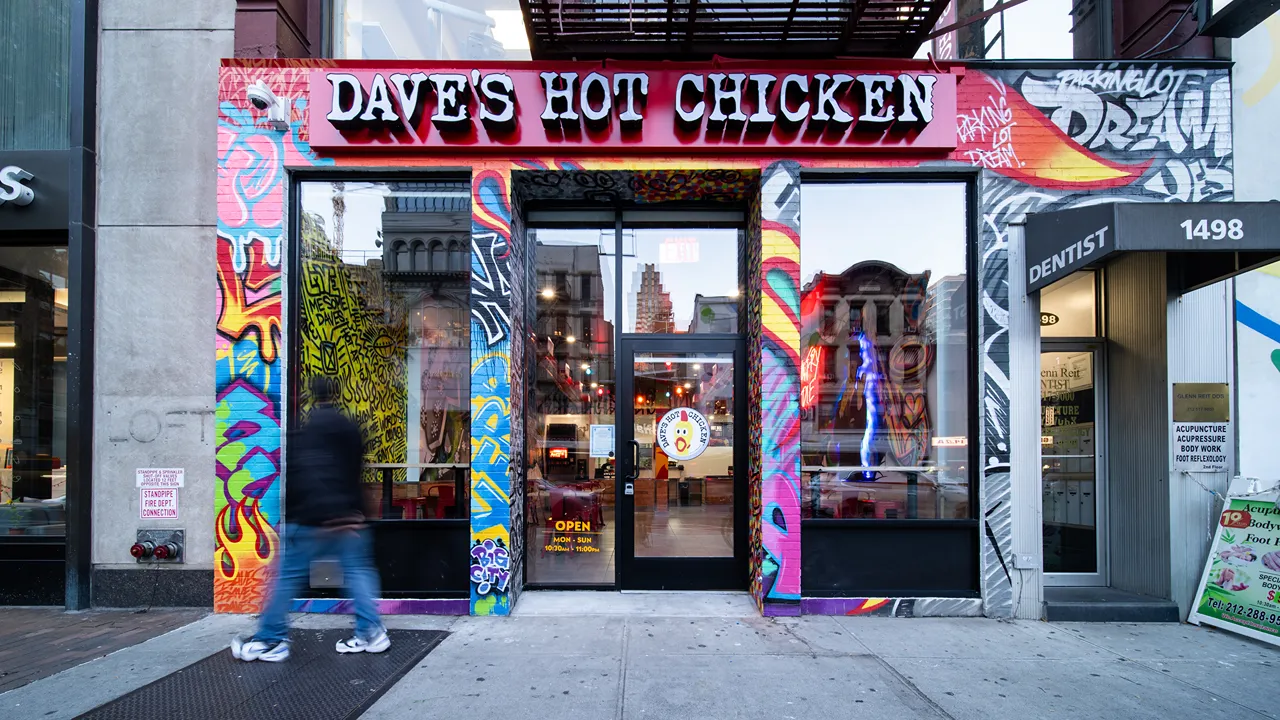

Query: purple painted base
[763,602,802,617]
[290,598,470,615]
[801,597,985,617]
[802,598,896,616]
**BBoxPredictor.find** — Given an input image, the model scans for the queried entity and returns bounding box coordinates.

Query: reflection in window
[412,240,428,272]
[799,183,971,520]
[1040,271,1098,338]
[622,228,741,334]
[430,241,446,272]
[1041,350,1098,573]
[331,0,531,61]
[449,241,466,272]
[0,247,68,536]
[525,228,617,585]
[298,180,471,520]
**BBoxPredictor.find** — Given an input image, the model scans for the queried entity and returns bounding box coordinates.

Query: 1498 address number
[1182,218,1244,241]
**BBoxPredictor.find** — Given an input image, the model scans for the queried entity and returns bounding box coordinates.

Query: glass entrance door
[618,336,747,589]
[1041,344,1108,586]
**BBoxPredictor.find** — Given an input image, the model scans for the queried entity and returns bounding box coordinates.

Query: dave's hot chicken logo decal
[656,408,711,462]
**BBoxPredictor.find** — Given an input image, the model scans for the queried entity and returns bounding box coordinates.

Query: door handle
[624,439,639,496]
[626,440,639,482]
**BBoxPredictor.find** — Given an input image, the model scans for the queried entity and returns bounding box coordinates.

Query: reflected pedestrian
[231,376,389,662]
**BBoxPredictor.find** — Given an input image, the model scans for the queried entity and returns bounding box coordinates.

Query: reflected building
[687,294,738,334]
[799,261,934,470]
[632,264,674,333]
[532,240,615,417]
[379,182,471,475]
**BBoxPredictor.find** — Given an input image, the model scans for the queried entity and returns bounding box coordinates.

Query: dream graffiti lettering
[959,83,1021,170]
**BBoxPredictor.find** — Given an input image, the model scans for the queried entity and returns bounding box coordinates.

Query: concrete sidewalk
[2,592,1276,720]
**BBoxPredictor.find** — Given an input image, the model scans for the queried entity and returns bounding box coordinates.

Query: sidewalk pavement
[2,592,1276,720]
[0,607,205,693]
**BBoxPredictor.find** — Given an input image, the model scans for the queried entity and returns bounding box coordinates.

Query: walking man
[232,376,389,662]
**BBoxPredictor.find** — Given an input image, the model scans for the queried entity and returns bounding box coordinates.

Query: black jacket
[286,405,366,526]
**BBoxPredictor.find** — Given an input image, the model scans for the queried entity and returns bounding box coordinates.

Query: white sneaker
[336,628,391,654]
[231,635,291,662]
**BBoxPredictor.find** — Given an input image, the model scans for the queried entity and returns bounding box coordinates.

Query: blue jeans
[256,523,383,642]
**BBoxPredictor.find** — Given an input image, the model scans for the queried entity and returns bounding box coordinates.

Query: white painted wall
[1007,226,1045,619]
[1232,12,1280,481]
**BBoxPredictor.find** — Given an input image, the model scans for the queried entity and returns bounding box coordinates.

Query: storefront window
[622,228,740,334]
[525,228,617,585]
[297,180,470,520]
[799,182,971,520]
[331,0,531,61]
[0,247,68,535]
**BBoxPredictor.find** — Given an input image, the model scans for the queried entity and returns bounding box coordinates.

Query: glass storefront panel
[298,180,470,520]
[525,227,617,585]
[631,352,735,558]
[1041,350,1099,574]
[1041,271,1097,338]
[621,228,740,334]
[330,0,531,61]
[0,246,68,535]
[799,182,971,520]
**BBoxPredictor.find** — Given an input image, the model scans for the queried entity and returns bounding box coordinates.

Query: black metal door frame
[616,334,749,590]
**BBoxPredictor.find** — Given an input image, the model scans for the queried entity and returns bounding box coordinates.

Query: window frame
[797,170,982,526]
[287,170,473,526]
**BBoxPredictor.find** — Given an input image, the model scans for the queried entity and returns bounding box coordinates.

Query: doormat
[75,629,447,720]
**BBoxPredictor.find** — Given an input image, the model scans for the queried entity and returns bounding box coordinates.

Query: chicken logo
[673,411,694,455]
[657,407,710,461]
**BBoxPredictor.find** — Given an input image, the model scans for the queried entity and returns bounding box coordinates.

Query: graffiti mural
[800,597,983,617]
[755,161,803,609]
[958,65,1233,617]
[506,194,527,607]
[745,178,765,610]
[298,211,409,469]
[213,60,1230,617]
[215,67,330,613]
[470,166,515,615]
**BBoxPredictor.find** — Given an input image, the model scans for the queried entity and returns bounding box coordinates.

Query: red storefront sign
[307,62,959,154]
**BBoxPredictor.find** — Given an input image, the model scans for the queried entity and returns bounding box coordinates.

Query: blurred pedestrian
[231,376,388,662]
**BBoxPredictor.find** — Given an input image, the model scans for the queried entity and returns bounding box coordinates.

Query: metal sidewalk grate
[75,629,447,720]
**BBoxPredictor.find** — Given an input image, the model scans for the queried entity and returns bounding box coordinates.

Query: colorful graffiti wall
[754,161,803,611]
[215,59,1231,616]
[469,166,516,615]
[215,66,331,613]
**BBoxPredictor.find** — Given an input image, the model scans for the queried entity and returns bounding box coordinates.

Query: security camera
[246,80,289,131]
[247,81,274,110]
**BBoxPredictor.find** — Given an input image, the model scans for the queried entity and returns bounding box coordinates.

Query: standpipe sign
[656,407,711,462]
[308,63,959,153]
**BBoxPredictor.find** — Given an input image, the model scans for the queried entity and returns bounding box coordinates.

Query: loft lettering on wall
[309,65,957,152]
